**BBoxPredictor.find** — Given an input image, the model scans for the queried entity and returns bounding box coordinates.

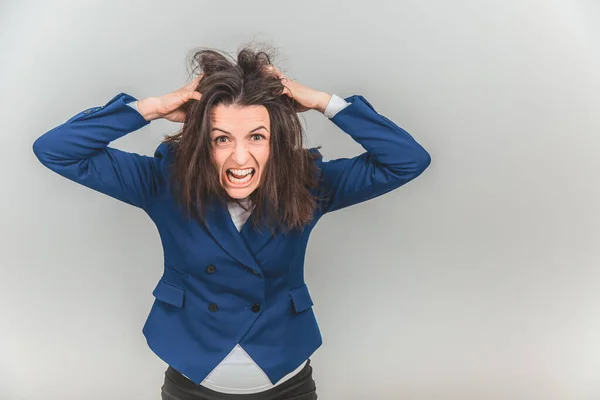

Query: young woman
[33,47,431,400]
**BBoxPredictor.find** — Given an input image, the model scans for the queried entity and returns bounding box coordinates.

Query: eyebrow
[211,126,269,134]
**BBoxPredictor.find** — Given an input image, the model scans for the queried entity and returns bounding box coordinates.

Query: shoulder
[154,140,175,160]
[154,139,180,170]
[151,140,177,183]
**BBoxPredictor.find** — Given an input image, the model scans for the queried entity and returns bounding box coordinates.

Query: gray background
[2,0,599,399]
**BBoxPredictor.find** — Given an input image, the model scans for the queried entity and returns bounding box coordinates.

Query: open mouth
[226,168,256,187]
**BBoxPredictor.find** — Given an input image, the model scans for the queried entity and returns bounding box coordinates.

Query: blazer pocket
[289,284,314,314]
[152,278,184,308]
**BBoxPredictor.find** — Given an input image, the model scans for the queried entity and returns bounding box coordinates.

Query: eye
[251,134,266,141]
[214,136,229,143]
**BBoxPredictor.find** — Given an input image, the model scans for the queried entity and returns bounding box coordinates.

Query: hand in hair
[265,66,332,114]
[137,74,204,122]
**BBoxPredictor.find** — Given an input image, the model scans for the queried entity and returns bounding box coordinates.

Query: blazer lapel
[203,199,261,270]
[239,201,276,256]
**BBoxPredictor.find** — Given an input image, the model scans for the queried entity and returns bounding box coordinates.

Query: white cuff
[323,94,350,119]
[126,100,139,112]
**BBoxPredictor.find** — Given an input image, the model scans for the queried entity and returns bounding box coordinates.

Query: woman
[33,47,431,399]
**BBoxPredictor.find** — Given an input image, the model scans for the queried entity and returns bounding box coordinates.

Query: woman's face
[210,103,271,199]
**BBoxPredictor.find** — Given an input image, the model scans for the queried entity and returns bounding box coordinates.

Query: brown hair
[163,45,321,232]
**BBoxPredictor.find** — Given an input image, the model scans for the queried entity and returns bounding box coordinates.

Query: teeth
[228,168,254,176]
[227,170,254,185]
[226,168,255,186]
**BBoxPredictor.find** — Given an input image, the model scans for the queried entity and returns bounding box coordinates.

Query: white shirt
[127,93,349,394]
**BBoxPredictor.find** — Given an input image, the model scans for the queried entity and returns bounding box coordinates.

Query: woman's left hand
[265,65,332,113]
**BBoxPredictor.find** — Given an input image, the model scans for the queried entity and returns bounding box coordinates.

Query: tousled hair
[163,45,321,232]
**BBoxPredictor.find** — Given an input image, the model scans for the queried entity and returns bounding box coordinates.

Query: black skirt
[161,359,317,400]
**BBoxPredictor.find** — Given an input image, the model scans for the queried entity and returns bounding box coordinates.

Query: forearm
[32,92,160,208]
[314,92,333,114]
[136,97,162,122]
[314,95,431,213]
[332,95,430,178]
[33,92,149,168]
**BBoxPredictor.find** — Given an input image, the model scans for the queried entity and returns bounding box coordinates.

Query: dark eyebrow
[211,126,269,134]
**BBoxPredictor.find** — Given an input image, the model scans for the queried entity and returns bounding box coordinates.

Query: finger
[186,74,204,90]
[265,65,284,78]
[187,91,202,101]
[269,67,290,86]
[265,65,292,96]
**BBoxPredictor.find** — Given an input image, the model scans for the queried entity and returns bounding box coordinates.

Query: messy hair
[163,45,321,232]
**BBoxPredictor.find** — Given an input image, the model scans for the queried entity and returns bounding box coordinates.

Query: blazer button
[206,264,216,274]
[209,303,218,312]
[251,304,261,313]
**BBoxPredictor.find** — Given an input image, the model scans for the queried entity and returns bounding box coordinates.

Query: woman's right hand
[137,74,204,122]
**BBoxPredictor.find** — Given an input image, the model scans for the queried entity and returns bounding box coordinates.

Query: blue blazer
[33,92,431,384]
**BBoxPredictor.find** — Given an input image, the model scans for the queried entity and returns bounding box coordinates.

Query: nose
[231,142,251,165]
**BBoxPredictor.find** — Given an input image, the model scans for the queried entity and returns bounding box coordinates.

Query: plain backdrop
[1,0,599,399]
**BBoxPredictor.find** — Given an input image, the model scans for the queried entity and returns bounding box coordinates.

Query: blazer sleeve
[32,92,164,209]
[313,95,431,214]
